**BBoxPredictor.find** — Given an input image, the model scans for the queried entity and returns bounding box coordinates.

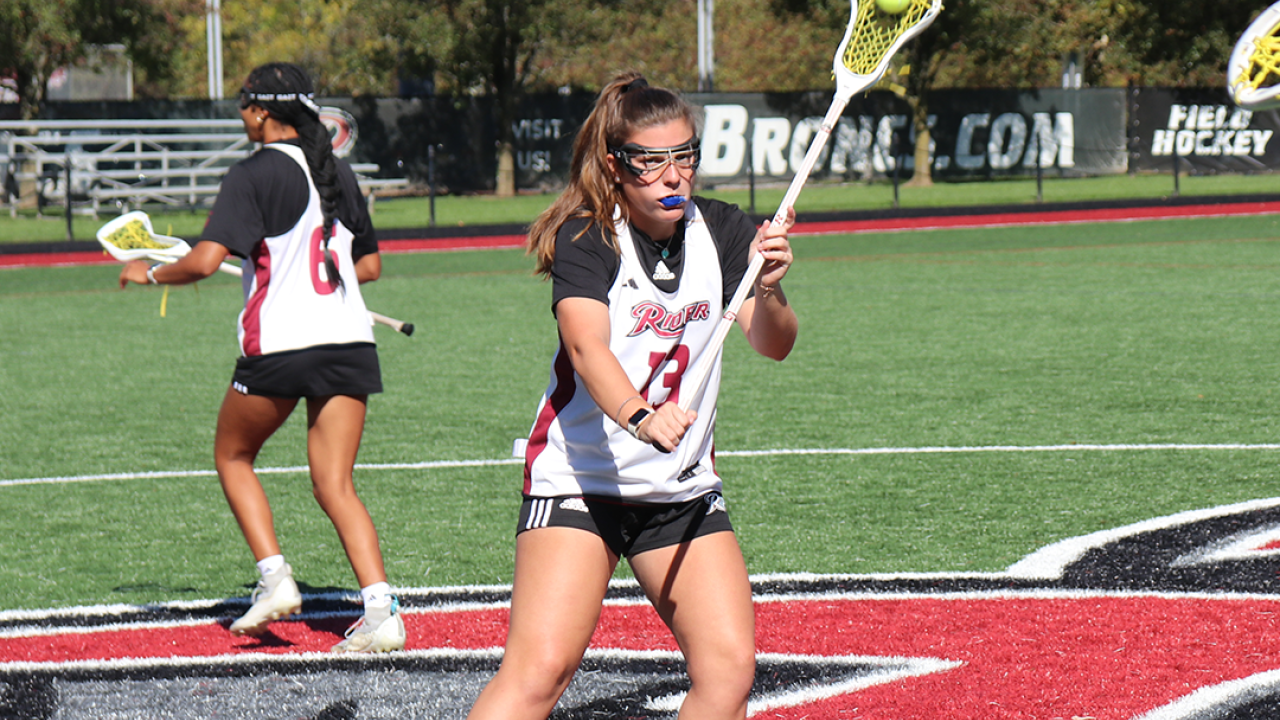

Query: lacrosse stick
[98,211,415,336]
[676,0,941,412]
[1228,1,1280,110]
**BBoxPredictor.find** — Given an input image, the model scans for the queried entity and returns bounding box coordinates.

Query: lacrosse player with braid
[466,71,797,720]
[119,62,404,653]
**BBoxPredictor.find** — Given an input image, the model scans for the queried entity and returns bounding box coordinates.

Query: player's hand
[755,206,795,289]
[119,260,151,288]
[638,404,697,453]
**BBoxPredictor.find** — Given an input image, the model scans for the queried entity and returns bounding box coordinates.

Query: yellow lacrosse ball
[876,0,911,14]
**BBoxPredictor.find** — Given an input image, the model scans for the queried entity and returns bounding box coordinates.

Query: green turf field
[3,212,1280,613]
[0,172,1269,243]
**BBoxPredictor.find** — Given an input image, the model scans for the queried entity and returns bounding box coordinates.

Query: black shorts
[517,493,734,558]
[232,343,382,398]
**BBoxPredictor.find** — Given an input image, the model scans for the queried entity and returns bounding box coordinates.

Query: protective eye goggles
[610,139,701,177]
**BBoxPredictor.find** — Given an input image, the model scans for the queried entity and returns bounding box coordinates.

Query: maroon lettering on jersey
[627,300,713,339]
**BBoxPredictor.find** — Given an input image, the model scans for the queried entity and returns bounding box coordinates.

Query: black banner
[23,87,1274,194]
[1127,87,1280,174]
[684,88,1127,185]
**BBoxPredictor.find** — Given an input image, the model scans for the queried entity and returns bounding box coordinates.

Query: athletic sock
[361,581,393,608]
[256,555,286,578]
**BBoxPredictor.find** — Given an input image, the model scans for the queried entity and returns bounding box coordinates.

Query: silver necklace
[657,235,675,259]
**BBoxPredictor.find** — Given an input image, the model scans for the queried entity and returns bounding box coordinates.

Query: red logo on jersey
[628,301,711,339]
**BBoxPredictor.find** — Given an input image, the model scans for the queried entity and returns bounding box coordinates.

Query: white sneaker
[229,563,302,636]
[331,596,406,653]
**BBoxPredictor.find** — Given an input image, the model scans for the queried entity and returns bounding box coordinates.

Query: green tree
[1102,0,1257,87]
[215,0,416,97]
[0,0,196,118]
[413,0,630,195]
[1,1,85,119]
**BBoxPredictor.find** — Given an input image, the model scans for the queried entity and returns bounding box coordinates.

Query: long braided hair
[241,62,344,289]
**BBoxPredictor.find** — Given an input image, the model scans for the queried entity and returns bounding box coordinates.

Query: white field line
[1133,668,1280,720]
[5,443,1280,488]
[789,208,1268,237]
[0,458,523,487]
[6,579,1280,640]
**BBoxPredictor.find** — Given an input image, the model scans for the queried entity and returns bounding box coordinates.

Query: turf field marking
[0,646,504,673]
[1134,668,1280,720]
[0,458,523,487]
[722,443,1280,458]
[5,443,1280,488]
[6,583,1279,640]
[1005,496,1280,579]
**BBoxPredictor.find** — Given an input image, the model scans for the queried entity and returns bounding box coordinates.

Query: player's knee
[499,649,581,705]
[310,476,357,506]
[213,449,255,476]
[690,647,755,705]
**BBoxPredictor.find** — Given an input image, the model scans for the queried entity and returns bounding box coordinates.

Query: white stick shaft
[368,311,405,333]
[771,90,853,226]
[677,90,852,413]
[151,253,242,277]
[148,253,413,334]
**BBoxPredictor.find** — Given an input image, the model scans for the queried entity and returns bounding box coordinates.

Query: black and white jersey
[202,138,376,262]
[548,197,757,311]
[522,199,758,504]
[203,142,376,357]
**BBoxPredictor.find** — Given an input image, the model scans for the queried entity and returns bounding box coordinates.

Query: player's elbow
[748,318,798,361]
[355,253,382,283]
[760,337,796,362]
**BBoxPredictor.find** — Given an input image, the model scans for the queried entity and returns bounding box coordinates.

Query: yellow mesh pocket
[105,220,168,251]
[842,0,934,75]
[1241,24,1280,93]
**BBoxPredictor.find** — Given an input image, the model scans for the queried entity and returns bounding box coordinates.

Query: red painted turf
[5,202,1279,270]
[8,200,1280,717]
[4,595,1279,719]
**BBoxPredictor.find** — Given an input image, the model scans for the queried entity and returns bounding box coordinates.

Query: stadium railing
[0,119,409,218]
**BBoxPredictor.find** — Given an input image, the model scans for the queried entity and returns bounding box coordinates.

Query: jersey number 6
[309,226,340,295]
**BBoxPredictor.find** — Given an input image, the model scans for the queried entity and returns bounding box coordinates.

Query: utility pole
[206,0,224,100]
[697,0,715,92]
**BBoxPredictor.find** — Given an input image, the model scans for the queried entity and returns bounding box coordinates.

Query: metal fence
[0,118,408,218]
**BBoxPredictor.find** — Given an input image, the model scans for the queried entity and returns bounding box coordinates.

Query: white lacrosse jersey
[523,204,726,504]
[236,143,375,357]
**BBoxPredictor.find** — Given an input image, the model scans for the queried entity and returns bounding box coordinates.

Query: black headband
[238,88,321,115]
[621,78,649,93]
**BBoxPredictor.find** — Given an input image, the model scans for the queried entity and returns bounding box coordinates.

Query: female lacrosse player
[119,62,403,654]
[466,72,797,720]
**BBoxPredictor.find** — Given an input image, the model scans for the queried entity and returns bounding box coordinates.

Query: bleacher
[0,118,410,218]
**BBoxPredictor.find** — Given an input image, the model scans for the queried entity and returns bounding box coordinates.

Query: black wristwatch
[626,408,653,439]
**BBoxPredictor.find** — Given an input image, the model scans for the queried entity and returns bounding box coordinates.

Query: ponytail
[527,72,701,277]
[242,62,344,289]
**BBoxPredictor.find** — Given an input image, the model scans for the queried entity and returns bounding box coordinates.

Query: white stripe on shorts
[526,498,553,530]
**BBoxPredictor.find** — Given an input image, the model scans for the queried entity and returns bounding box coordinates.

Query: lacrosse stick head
[1229,2,1280,110]
[835,0,942,97]
[96,211,191,263]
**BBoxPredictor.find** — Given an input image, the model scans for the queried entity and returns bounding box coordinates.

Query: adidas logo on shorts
[704,493,726,515]
[559,497,590,513]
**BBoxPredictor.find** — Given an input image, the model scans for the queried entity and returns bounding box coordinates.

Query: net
[103,219,168,251]
[1237,23,1280,94]
[96,211,190,263]
[843,0,936,75]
